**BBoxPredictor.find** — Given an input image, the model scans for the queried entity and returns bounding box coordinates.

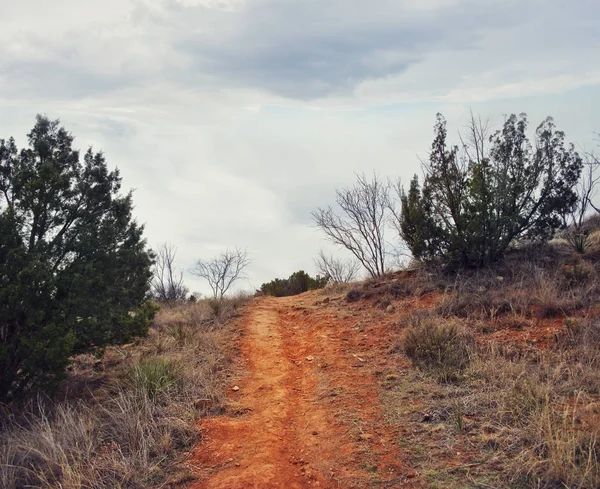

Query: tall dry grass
[394,257,600,488]
[464,322,600,488]
[0,295,250,489]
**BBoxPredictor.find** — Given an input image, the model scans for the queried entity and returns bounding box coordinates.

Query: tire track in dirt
[188,293,421,488]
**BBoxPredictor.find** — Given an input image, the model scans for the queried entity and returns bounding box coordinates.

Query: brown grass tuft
[0,295,249,489]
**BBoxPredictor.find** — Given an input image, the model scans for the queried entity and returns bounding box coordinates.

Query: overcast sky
[1,0,599,295]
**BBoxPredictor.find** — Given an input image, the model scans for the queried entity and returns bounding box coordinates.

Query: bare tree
[563,151,600,252]
[191,247,250,300]
[585,143,600,214]
[151,243,188,301]
[312,173,390,278]
[315,250,360,283]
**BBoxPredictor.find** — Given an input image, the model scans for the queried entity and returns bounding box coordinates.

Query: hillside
[188,247,600,488]
[2,244,600,488]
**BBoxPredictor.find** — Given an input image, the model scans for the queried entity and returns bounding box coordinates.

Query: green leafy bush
[127,358,181,399]
[398,114,582,267]
[260,270,328,297]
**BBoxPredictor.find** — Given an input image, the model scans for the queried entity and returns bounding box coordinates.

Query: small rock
[406,470,417,479]
[232,385,240,391]
[235,463,241,467]
[227,458,234,463]
[358,433,373,441]
[312,431,319,436]
[306,355,314,361]
[385,304,395,313]
[323,297,330,304]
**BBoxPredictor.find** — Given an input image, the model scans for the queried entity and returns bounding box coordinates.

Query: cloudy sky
[1,0,599,294]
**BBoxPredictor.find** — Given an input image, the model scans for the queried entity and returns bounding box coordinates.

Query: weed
[403,318,474,382]
[452,401,464,432]
[126,358,181,399]
[346,287,362,302]
[0,299,239,488]
[166,321,188,345]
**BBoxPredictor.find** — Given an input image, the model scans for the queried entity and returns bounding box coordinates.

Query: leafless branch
[563,151,600,252]
[312,173,390,278]
[586,150,600,214]
[314,250,360,283]
[151,243,188,301]
[190,247,250,300]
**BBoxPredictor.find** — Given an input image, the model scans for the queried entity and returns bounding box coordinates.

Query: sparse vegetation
[315,249,360,283]
[2,109,599,488]
[0,296,248,488]
[126,357,181,399]
[312,173,392,278]
[402,316,474,382]
[381,246,600,488]
[191,247,250,301]
[151,242,189,301]
[345,287,362,302]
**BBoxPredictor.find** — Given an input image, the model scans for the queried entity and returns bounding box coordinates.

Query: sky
[1,0,599,295]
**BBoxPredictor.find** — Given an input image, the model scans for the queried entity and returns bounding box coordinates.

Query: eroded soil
[187,292,425,488]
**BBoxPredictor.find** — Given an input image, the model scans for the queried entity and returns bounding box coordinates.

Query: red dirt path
[187,293,423,488]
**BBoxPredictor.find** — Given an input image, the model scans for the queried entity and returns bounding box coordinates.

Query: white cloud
[1,0,599,294]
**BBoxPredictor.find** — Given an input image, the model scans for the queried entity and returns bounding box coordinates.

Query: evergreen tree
[399,114,582,267]
[0,115,155,400]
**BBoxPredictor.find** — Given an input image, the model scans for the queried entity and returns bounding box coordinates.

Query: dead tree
[312,174,390,278]
[151,243,188,301]
[314,250,360,283]
[586,146,600,214]
[563,152,600,252]
[191,247,250,300]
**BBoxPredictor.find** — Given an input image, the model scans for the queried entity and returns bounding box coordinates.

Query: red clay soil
[187,292,425,489]
[186,287,573,488]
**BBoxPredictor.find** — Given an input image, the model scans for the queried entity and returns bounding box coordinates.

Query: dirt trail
[188,292,420,488]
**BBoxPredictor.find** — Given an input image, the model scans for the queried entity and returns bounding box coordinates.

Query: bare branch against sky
[1,0,599,293]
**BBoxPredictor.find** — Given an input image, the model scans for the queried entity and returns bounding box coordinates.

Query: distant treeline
[260,270,327,297]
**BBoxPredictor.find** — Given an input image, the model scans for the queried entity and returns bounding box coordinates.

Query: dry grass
[386,334,600,487]
[345,268,443,303]
[402,316,474,383]
[436,259,598,322]
[0,295,249,489]
[383,252,600,488]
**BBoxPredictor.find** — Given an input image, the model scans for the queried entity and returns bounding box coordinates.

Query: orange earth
[186,288,570,488]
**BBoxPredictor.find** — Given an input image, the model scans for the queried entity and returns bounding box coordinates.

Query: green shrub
[398,114,582,267]
[127,358,181,399]
[260,270,328,297]
[0,116,155,401]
